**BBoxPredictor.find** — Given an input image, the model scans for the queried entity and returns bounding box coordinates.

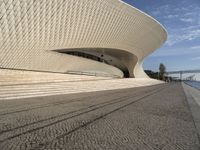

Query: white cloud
[166,27,200,46]
[180,18,194,23]
[164,14,179,19]
[150,4,170,16]
[146,1,200,46]
[184,12,194,17]
[191,46,200,49]
[191,57,200,60]
[150,46,200,57]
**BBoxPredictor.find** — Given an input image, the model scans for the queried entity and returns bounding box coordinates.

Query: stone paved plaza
[0,83,199,150]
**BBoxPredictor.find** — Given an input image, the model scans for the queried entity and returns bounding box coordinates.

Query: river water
[184,81,200,90]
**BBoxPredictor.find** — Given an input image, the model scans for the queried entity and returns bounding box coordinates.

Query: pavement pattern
[0,83,199,150]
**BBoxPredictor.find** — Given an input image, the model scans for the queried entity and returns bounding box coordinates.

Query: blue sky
[123,0,200,76]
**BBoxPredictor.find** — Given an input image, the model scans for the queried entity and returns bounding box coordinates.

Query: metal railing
[66,70,121,78]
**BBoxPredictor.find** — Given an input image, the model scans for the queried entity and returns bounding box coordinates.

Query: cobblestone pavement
[0,83,199,150]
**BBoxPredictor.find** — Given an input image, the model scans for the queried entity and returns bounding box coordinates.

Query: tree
[159,63,166,81]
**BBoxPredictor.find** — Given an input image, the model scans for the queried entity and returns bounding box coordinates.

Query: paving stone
[0,83,199,150]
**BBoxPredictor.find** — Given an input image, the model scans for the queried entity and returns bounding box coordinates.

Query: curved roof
[0,0,167,78]
[119,0,167,35]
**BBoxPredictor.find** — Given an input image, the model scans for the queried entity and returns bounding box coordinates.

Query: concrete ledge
[182,83,200,141]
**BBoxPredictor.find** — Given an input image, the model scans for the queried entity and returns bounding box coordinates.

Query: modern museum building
[0,0,167,78]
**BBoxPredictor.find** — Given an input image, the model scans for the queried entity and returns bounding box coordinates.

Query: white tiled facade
[0,0,167,78]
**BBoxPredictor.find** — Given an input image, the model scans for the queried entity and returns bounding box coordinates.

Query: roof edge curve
[118,0,168,42]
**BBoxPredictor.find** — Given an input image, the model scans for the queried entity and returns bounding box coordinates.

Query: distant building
[0,0,167,78]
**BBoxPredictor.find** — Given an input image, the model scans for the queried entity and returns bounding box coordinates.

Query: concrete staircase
[0,69,113,85]
[0,69,164,100]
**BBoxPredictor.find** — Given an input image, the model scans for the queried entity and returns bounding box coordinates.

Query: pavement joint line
[0,85,163,115]
[31,86,166,149]
[0,83,163,100]
[0,87,159,137]
[0,86,159,116]
[0,94,132,136]
[0,86,165,143]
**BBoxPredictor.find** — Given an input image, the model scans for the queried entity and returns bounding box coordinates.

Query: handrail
[66,70,121,78]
